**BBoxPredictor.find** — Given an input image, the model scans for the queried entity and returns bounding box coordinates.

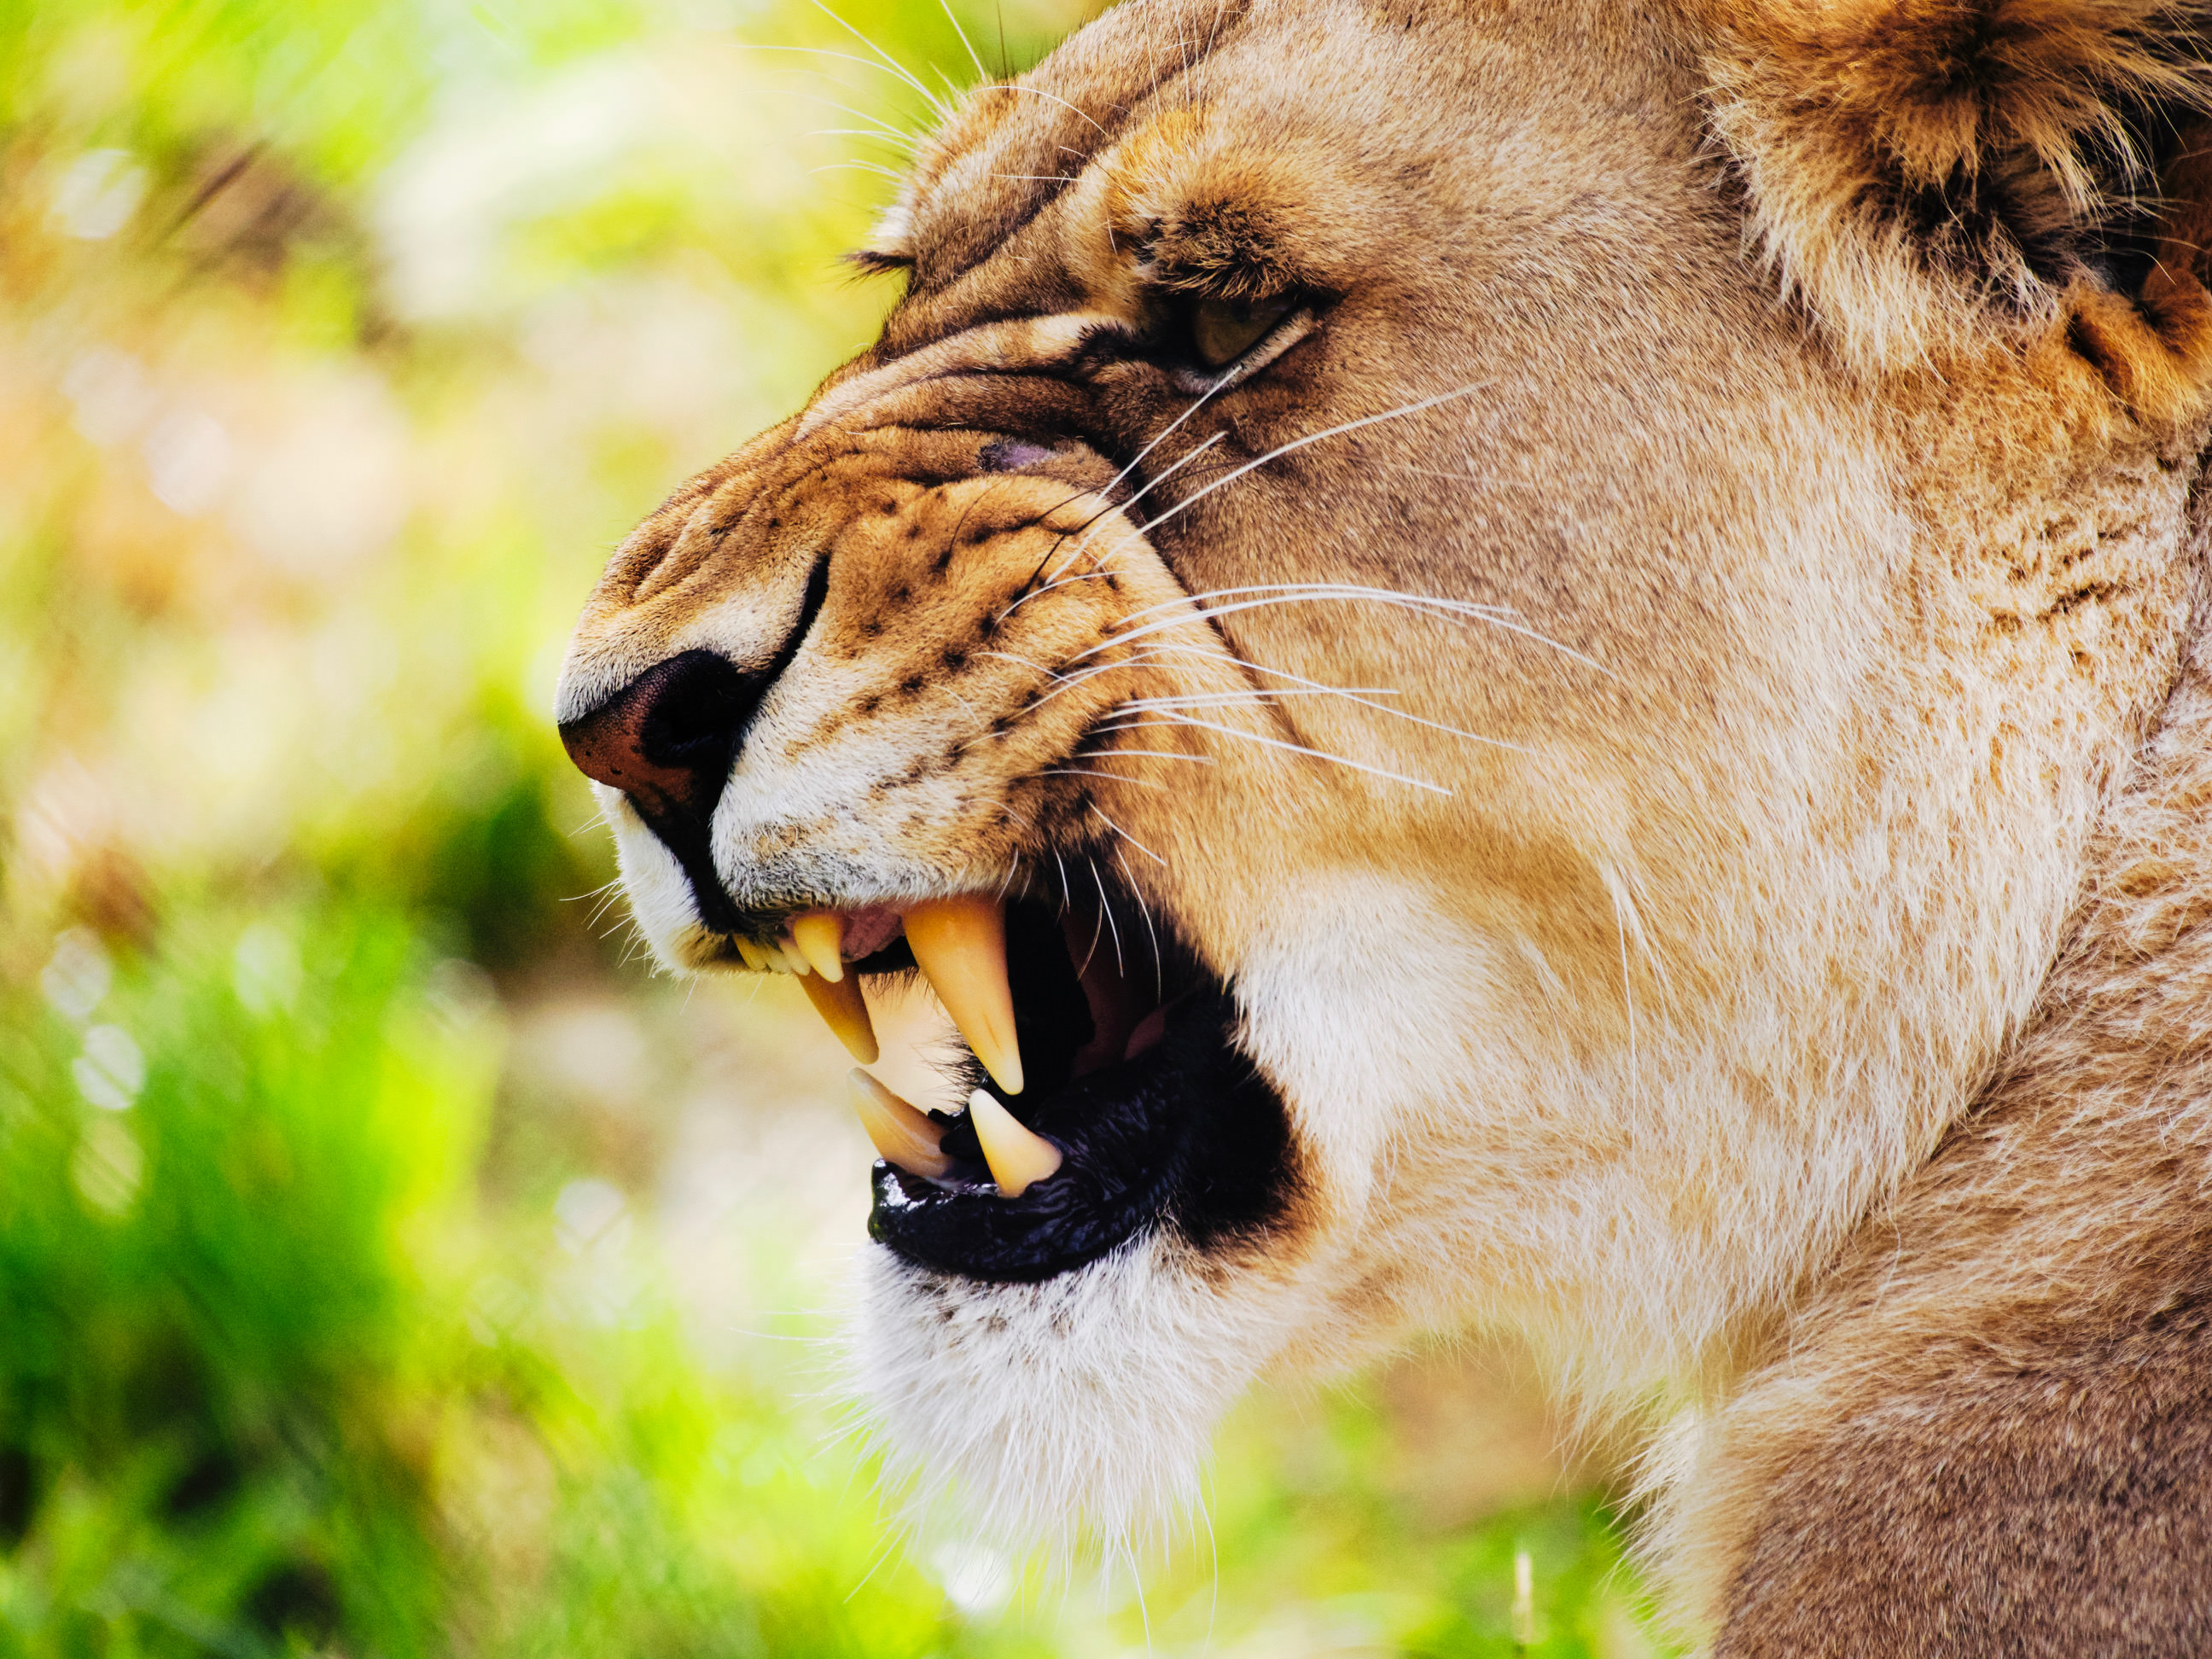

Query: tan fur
[558,3,2212,1647]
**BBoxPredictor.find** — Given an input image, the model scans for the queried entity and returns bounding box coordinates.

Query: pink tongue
[1123,1002,1171,1062]
[841,906,904,962]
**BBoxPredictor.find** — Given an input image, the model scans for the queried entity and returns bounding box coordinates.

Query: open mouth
[729,886,1297,1284]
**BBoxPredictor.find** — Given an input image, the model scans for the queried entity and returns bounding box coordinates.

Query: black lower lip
[866,987,1299,1284]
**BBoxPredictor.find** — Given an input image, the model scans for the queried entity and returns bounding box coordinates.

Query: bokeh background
[0,3,1674,1652]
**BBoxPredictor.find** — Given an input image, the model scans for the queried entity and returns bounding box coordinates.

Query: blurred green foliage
[0,1,1675,1653]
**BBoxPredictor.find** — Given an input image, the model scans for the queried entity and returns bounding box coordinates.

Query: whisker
[1104,637,1521,756]
[986,82,1114,140]
[937,0,988,81]
[1039,767,1170,789]
[1092,713,1452,794]
[806,3,954,119]
[811,128,923,153]
[1069,747,1216,764]
[1088,856,1126,975]
[1091,802,1167,867]
[1102,841,1166,1001]
[1078,872,1106,975]
[1131,379,1495,539]
[748,44,947,114]
[1081,585,1611,685]
[1118,678,1536,755]
[1116,688,1402,707]
[1000,361,1250,617]
[1001,428,1230,619]
[811,160,905,180]
[1164,584,1618,679]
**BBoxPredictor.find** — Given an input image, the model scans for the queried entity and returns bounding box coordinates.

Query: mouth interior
[854,894,1195,1179]
[835,883,1291,1283]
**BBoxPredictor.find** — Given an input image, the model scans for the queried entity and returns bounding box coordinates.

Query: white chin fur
[851,1232,1300,1555]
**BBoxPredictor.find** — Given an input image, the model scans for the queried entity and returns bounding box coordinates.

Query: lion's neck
[1654,544,2212,1632]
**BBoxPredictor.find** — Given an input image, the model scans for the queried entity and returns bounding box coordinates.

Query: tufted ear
[1699,1,2212,391]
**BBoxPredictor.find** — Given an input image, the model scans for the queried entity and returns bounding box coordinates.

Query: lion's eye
[1189,294,1294,368]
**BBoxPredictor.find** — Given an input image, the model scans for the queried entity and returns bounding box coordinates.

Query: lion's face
[556,0,2208,1545]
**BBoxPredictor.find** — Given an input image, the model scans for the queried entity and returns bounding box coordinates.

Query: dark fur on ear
[1697,1,2212,374]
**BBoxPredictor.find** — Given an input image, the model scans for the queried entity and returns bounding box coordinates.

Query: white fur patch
[851,1232,1306,1555]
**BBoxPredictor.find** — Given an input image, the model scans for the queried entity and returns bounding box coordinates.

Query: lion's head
[556,0,2212,1579]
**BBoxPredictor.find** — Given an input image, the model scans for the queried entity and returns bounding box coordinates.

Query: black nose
[561,649,757,936]
[560,649,755,824]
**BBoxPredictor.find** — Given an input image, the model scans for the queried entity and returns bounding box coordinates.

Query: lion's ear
[1701,0,2212,390]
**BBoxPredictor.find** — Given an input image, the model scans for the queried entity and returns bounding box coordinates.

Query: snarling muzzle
[555,332,1305,1284]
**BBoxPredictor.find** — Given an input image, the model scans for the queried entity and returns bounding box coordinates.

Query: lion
[554,2,2212,1650]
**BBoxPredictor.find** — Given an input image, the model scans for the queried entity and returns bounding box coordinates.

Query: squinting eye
[1190,294,1294,368]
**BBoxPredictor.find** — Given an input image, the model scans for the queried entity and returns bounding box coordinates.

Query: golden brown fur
[558,3,2212,1649]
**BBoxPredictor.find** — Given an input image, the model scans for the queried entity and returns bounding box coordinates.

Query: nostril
[559,649,754,822]
[639,654,753,768]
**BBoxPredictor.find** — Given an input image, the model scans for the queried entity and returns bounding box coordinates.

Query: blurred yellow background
[0,3,1665,1653]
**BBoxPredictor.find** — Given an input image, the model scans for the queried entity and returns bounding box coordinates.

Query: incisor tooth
[850,1070,952,1179]
[734,937,771,973]
[791,911,846,981]
[904,895,1024,1093]
[801,969,880,1064]
[966,1087,1061,1198]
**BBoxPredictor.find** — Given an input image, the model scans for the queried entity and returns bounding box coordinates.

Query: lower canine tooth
[904,895,1025,1093]
[791,911,846,980]
[801,970,880,1064]
[850,1070,952,1179]
[966,1086,1061,1198]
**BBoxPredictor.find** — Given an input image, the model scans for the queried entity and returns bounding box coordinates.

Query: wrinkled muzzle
[554,324,1311,1303]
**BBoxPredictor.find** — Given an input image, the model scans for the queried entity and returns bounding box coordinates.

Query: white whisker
[807,3,953,119]
[1117,679,1535,756]
[1093,713,1452,794]
[1111,844,1167,999]
[811,160,905,180]
[781,90,927,144]
[1039,767,1170,789]
[1091,802,1167,867]
[1174,585,1618,679]
[998,432,1228,620]
[937,0,987,81]
[748,44,946,115]
[1132,379,1494,539]
[1089,857,1126,975]
[812,128,922,153]
[1070,747,1215,765]
[1084,585,1613,686]
[987,82,1113,140]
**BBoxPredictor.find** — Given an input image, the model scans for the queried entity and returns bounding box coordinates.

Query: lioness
[556,2,2212,1650]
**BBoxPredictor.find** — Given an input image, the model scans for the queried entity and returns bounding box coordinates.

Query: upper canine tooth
[850,1070,952,1179]
[791,911,847,980]
[965,1087,1061,1198]
[801,969,880,1064]
[903,895,1024,1094]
